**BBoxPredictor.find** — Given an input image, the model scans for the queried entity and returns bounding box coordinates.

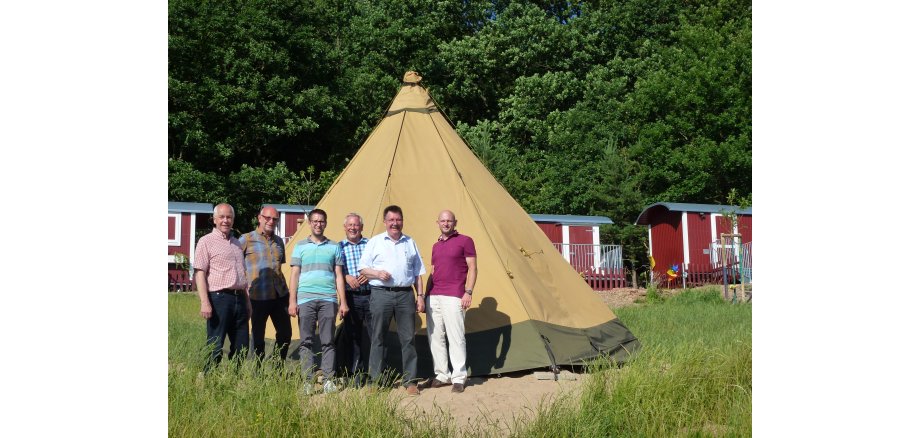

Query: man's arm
[288,266,301,316]
[425,267,434,294]
[461,256,477,310]
[335,265,349,318]
[415,274,425,313]
[360,267,392,282]
[277,236,289,295]
[195,269,211,319]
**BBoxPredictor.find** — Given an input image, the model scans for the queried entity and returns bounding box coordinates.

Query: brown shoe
[406,384,420,396]
[426,378,450,389]
[451,383,464,393]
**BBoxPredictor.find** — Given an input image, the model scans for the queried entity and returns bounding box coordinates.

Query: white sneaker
[323,380,338,394]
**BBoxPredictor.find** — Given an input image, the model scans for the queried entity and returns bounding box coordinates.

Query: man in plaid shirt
[339,213,371,385]
[240,205,291,367]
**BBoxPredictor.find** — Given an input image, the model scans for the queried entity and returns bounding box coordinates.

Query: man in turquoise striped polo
[287,208,349,394]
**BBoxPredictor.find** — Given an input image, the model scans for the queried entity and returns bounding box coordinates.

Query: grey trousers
[368,288,418,387]
[297,300,338,381]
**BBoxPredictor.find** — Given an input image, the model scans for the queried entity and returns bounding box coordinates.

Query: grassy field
[169,287,751,437]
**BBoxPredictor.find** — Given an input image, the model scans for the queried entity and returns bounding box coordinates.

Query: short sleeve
[358,239,373,270]
[193,237,209,271]
[290,243,302,267]
[276,236,286,263]
[464,237,477,257]
[335,245,345,266]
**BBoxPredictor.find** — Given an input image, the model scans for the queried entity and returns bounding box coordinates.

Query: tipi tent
[279,72,639,377]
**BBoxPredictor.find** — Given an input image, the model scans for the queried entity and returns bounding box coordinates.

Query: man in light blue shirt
[288,208,348,394]
[359,205,426,396]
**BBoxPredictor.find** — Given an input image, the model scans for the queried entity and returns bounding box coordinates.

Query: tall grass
[516,287,752,437]
[169,287,752,437]
[168,294,456,437]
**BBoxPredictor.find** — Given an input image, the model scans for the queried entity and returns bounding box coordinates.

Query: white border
[561,224,570,262]
[681,211,690,265]
[167,213,181,246]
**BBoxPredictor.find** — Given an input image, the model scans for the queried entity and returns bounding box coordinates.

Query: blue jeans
[250,295,292,363]
[344,293,372,380]
[369,288,418,387]
[297,300,338,381]
[204,292,250,372]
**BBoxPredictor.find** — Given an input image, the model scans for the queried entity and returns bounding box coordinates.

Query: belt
[371,286,413,292]
[348,289,372,296]
[211,288,245,296]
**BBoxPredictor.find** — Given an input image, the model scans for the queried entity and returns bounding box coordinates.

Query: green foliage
[169,0,752,279]
[280,165,340,206]
[168,158,226,205]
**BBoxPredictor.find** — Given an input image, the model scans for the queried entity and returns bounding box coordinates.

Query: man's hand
[461,293,472,310]
[200,302,213,319]
[377,270,392,282]
[288,303,298,317]
[339,303,350,319]
[357,274,368,285]
[416,296,425,313]
[345,275,361,289]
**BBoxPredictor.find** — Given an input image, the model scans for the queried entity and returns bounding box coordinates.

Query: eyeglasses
[311,220,327,224]
[260,215,279,222]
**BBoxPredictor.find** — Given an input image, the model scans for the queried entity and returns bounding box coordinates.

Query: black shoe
[426,378,451,389]
[451,383,464,393]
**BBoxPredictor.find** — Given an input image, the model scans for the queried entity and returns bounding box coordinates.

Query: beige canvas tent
[277,72,639,376]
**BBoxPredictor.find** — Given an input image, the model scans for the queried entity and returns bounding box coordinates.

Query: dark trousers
[297,300,338,381]
[250,295,292,362]
[344,293,372,379]
[204,292,249,373]
[369,288,418,387]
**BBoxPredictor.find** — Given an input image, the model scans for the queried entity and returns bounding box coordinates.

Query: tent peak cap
[402,71,423,84]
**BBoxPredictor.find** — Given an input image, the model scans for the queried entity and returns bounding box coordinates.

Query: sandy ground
[393,370,585,435]
[379,288,648,435]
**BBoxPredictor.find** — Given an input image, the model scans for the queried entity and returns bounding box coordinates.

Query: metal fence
[709,240,752,283]
[168,269,195,292]
[653,240,753,289]
[669,240,752,289]
[552,243,627,289]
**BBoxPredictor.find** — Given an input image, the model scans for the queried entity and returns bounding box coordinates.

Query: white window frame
[168,213,182,246]
[710,213,740,265]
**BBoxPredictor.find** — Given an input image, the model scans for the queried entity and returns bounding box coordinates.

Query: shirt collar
[212,228,233,240]
[438,230,459,242]
[342,237,367,246]
[383,233,408,242]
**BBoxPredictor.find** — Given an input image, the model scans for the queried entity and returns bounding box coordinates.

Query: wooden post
[631,270,638,289]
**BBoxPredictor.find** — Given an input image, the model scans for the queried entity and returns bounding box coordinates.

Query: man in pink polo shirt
[194,203,251,374]
[422,210,476,393]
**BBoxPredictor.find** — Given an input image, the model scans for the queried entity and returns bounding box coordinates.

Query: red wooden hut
[530,214,626,288]
[167,202,214,290]
[634,202,752,287]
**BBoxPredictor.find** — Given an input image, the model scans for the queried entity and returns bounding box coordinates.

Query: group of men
[193,203,477,396]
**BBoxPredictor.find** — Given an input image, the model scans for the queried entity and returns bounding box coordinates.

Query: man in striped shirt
[339,213,371,385]
[288,208,349,394]
[240,205,291,366]
[194,203,250,374]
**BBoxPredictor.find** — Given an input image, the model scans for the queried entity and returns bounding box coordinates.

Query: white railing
[551,243,623,273]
